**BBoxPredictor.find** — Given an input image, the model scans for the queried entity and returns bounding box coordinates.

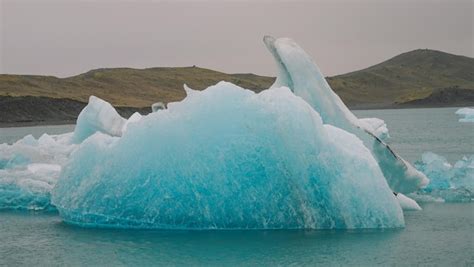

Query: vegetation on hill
[0,67,274,108]
[327,49,474,108]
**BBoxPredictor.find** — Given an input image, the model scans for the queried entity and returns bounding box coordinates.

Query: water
[1,203,472,266]
[1,107,473,265]
[0,124,75,145]
[354,107,474,163]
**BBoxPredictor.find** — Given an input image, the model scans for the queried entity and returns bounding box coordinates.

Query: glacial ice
[263,36,428,194]
[455,107,474,122]
[0,133,75,210]
[73,96,127,143]
[52,84,404,229]
[409,152,473,202]
[0,100,143,211]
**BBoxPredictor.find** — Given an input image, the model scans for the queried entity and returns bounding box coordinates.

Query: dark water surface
[354,107,474,163]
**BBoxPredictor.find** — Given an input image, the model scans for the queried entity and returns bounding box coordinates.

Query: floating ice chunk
[418,152,473,192]
[263,36,428,193]
[151,102,166,112]
[0,162,61,211]
[455,107,474,122]
[409,152,473,202]
[0,133,76,210]
[73,96,126,143]
[396,193,421,211]
[52,83,404,229]
[417,153,452,190]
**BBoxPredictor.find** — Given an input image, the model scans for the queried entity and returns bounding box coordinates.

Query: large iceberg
[455,107,474,122]
[409,152,473,202]
[52,84,404,229]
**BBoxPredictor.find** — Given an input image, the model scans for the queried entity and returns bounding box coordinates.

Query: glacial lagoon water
[0,107,473,265]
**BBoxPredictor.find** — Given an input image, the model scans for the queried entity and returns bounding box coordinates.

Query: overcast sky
[1,0,472,78]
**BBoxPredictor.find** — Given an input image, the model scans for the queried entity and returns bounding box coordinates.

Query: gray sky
[1,0,472,78]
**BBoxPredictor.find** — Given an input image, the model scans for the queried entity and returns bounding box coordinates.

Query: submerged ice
[52,84,404,229]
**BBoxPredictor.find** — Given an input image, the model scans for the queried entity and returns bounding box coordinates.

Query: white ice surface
[73,96,126,143]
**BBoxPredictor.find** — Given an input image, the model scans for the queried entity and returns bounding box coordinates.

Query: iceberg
[263,36,428,194]
[52,84,404,229]
[0,133,75,210]
[409,152,473,202]
[455,107,474,122]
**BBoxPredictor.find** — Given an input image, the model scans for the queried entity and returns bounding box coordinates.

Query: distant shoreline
[2,49,473,126]
[0,120,76,128]
[1,105,469,128]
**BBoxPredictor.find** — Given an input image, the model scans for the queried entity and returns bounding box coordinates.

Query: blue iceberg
[52,84,404,229]
[409,152,473,202]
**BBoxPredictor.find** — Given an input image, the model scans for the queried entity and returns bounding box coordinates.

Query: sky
[1,0,472,78]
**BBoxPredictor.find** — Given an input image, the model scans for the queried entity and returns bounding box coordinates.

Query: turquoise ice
[52,84,404,229]
[409,152,473,202]
[0,133,74,210]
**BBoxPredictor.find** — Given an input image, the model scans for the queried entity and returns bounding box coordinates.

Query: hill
[1,49,473,126]
[327,49,474,108]
[0,67,274,107]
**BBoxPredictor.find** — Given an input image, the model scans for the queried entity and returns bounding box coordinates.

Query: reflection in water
[52,217,401,266]
[4,204,472,265]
